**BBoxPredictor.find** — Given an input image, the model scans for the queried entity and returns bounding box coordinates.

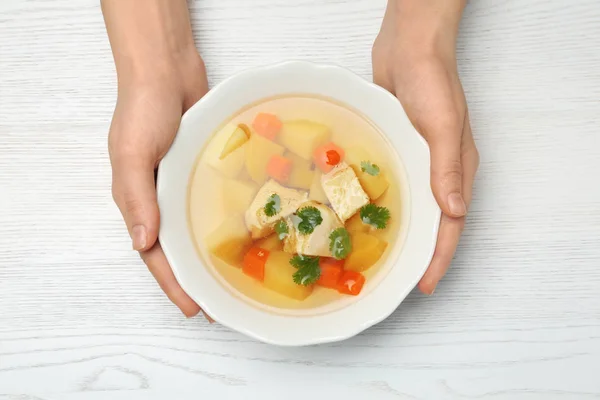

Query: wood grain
[1,0,600,398]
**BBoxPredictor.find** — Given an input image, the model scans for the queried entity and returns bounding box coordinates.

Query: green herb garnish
[361,160,380,176]
[290,255,321,286]
[264,193,281,217]
[295,206,323,235]
[329,228,352,260]
[360,204,390,229]
[275,220,289,240]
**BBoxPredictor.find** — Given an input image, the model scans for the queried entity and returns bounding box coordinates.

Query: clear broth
[188,95,404,311]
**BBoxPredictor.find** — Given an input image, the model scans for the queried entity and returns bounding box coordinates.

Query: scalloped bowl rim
[157,61,441,346]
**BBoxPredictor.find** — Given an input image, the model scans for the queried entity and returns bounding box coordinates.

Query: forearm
[383,0,466,58]
[101,0,198,85]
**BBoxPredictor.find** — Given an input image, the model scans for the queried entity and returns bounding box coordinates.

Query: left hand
[102,0,210,318]
[372,0,479,294]
[108,50,208,317]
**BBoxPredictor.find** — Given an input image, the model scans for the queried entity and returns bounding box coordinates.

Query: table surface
[1,1,600,399]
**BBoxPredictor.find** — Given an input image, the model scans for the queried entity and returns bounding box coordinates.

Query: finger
[371,51,394,94]
[418,113,478,295]
[418,214,464,295]
[141,243,202,318]
[460,115,480,208]
[111,151,159,252]
[419,142,477,295]
[427,112,467,218]
[373,65,395,95]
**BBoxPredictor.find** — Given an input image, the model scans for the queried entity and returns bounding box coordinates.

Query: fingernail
[131,225,147,251]
[202,310,215,323]
[448,193,467,216]
[185,309,214,323]
[429,287,436,296]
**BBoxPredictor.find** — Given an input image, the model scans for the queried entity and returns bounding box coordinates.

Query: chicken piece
[321,162,369,222]
[245,180,308,239]
[283,201,343,257]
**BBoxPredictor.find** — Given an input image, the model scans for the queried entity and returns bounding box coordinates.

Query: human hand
[372,0,479,294]
[108,53,208,317]
[108,52,208,317]
[102,0,210,317]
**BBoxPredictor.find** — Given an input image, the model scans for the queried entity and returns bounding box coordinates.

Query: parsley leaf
[264,193,281,217]
[295,206,323,235]
[329,228,352,259]
[361,160,380,176]
[290,255,321,286]
[360,204,390,229]
[275,220,289,240]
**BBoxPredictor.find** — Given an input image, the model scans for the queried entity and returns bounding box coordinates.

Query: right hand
[108,50,208,317]
[372,0,479,295]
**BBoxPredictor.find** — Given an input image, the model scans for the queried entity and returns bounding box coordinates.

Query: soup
[189,95,403,311]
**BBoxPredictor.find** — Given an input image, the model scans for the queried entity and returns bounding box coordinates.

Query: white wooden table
[1,1,600,398]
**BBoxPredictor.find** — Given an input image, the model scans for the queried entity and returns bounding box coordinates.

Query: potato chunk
[283,150,314,189]
[284,150,312,169]
[279,120,330,160]
[345,146,389,201]
[264,251,313,300]
[344,146,371,168]
[288,164,314,190]
[245,134,285,184]
[309,170,329,204]
[344,232,388,272]
[350,164,389,201]
[255,234,283,252]
[206,214,252,266]
[345,212,370,233]
[222,179,259,213]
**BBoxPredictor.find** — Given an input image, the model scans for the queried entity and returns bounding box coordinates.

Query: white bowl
[157,61,440,346]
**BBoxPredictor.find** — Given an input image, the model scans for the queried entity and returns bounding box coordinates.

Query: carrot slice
[243,247,270,281]
[266,155,293,184]
[252,113,282,140]
[314,142,345,173]
[317,257,344,289]
[337,270,365,296]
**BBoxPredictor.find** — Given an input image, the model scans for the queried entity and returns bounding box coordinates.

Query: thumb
[428,128,467,218]
[111,154,160,251]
